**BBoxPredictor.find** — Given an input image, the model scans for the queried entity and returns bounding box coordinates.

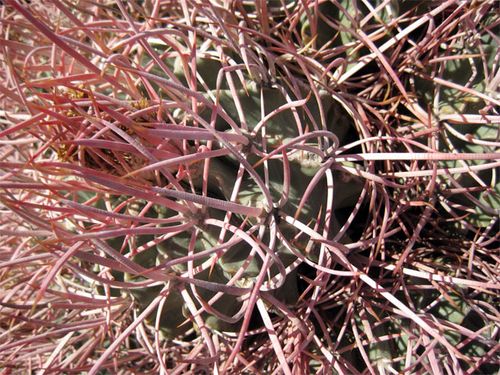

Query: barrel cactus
[0,1,498,374]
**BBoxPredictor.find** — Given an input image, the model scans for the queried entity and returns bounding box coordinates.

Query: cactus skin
[120,73,364,335]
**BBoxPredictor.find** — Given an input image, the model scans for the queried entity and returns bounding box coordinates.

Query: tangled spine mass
[0,1,498,374]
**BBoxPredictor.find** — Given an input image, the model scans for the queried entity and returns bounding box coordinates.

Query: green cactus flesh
[94,73,366,336]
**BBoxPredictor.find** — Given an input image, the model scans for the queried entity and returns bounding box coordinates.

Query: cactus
[0,1,498,374]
